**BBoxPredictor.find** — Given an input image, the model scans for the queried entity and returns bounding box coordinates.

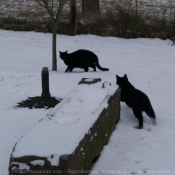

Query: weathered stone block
[9,78,120,175]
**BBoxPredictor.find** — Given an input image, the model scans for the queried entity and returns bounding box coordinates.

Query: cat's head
[59,51,68,60]
[116,74,128,87]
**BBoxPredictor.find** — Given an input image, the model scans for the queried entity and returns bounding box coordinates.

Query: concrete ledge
[9,79,120,175]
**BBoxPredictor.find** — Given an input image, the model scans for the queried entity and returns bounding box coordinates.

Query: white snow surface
[12,82,117,166]
[30,160,45,167]
[0,29,175,174]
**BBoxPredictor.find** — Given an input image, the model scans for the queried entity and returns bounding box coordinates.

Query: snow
[11,162,30,171]
[0,29,175,174]
[30,160,45,167]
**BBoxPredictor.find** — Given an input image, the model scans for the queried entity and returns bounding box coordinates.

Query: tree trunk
[70,0,77,36]
[135,0,138,36]
[52,23,57,71]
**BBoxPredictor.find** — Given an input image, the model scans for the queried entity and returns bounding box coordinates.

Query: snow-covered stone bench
[9,78,120,175]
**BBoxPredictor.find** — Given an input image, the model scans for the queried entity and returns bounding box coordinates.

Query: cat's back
[125,85,148,103]
[71,49,96,57]
[122,81,135,92]
[122,81,138,99]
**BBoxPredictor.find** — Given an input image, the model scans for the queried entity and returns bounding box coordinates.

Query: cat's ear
[59,51,61,53]
[124,74,127,78]
[66,51,68,53]
[124,74,128,81]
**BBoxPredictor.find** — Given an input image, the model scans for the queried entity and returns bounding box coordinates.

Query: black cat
[116,74,156,129]
[59,49,109,72]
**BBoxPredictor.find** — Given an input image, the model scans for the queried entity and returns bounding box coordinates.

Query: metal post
[41,67,51,99]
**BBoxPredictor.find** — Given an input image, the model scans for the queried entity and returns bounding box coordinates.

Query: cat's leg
[93,65,96,72]
[120,91,125,102]
[132,108,143,129]
[90,63,96,71]
[65,66,69,72]
[69,67,74,72]
[84,67,89,72]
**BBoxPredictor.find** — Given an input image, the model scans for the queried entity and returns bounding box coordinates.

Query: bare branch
[55,0,66,24]
[34,0,55,21]
[34,0,45,8]
[32,0,67,71]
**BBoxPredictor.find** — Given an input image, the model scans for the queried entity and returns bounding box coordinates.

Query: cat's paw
[134,125,143,129]
[151,118,157,126]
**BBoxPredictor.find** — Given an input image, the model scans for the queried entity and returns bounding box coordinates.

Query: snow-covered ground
[0,29,175,174]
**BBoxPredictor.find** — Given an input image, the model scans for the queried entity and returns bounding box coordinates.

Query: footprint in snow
[145,126,152,132]
[132,125,151,131]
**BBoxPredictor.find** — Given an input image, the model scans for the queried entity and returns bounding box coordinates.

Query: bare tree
[34,0,66,71]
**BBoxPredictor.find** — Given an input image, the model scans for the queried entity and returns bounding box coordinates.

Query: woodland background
[0,0,175,39]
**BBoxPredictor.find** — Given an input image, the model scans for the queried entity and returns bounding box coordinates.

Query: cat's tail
[95,58,109,71]
[143,95,156,125]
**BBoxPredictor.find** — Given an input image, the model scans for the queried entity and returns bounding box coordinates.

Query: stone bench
[9,78,120,175]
